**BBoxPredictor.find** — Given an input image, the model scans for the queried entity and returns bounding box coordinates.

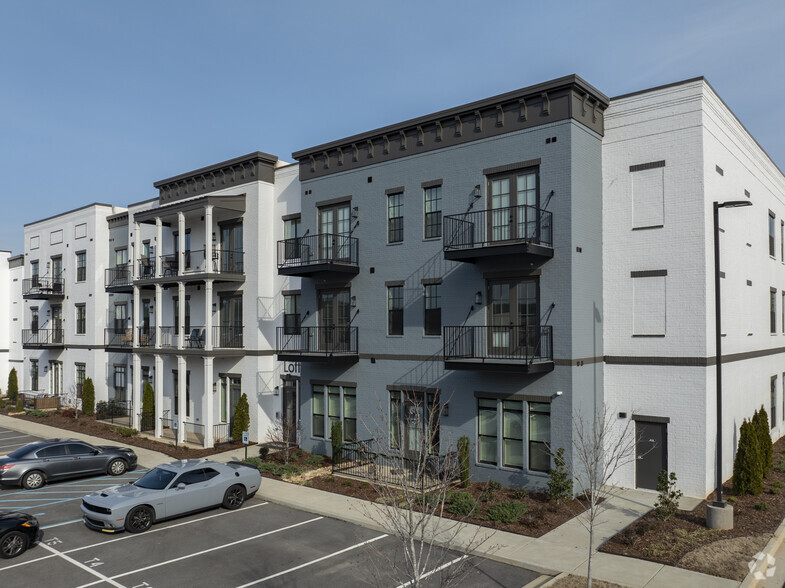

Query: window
[67,443,95,455]
[388,285,403,335]
[75,363,85,398]
[30,359,38,391]
[770,212,776,257]
[37,444,67,458]
[771,289,777,334]
[424,283,441,336]
[782,292,784,334]
[424,185,442,238]
[388,192,403,243]
[283,293,301,335]
[283,217,301,260]
[31,307,39,331]
[115,248,128,267]
[312,384,356,440]
[477,398,498,465]
[31,260,39,286]
[114,365,127,399]
[503,401,524,469]
[389,390,439,454]
[76,304,86,335]
[76,251,86,282]
[772,376,778,429]
[529,402,551,472]
[115,303,128,333]
[781,220,784,261]
[173,296,191,336]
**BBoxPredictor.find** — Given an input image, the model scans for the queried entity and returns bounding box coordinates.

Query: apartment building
[0,252,24,391]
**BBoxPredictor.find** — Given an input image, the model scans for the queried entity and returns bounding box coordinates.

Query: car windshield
[133,467,177,490]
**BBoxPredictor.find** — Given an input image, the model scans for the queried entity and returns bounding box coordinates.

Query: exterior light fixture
[474,291,483,305]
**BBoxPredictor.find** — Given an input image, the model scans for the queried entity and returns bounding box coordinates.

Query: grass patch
[303,454,324,468]
[25,409,50,418]
[774,457,785,473]
[244,457,303,479]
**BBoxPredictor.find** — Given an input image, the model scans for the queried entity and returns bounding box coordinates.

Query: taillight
[0,464,14,471]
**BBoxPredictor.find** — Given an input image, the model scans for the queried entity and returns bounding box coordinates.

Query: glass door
[51,305,63,343]
[318,204,351,262]
[49,361,63,395]
[220,223,243,273]
[488,279,538,357]
[51,256,63,292]
[220,296,243,347]
[318,289,350,352]
[488,171,539,243]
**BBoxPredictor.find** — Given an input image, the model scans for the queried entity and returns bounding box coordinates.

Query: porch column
[177,355,187,443]
[154,284,162,350]
[132,354,141,430]
[154,354,163,438]
[203,356,214,448]
[178,282,186,349]
[133,221,141,279]
[132,285,140,347]
[205,279,213,350]
[178,212,185,277]
[205,205,213,273]
[155,217,162,277]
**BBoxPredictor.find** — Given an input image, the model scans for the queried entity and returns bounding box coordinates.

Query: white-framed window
[771,288,777,334]
[477,398,551,472]
[75,251,86,282]
[772,375,778,429]
[424,185,442,239]
[75,304,86,335]
[312,384,356,441]
[75,363,86,398]
[423,283,441,336]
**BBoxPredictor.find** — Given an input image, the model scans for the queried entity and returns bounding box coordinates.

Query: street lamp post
[707,199,751,530]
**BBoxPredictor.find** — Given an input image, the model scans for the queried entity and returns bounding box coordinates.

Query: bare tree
[353,391,493,587]
[569,404,642,588]
[62,383,80,418]
[266,416,301,464]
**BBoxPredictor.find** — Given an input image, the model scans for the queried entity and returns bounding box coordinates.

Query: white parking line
[39,542,127,588]
[235,533,389,587]
[75,516,325,587]
[0,434,35,441]
[42,518,85,529]
[396,555,469,588]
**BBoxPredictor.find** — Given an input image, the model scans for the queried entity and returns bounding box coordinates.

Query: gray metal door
[635,421,667,490]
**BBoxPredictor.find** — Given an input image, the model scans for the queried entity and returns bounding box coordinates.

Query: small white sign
[242,431,249,444]
[173,419,178,430]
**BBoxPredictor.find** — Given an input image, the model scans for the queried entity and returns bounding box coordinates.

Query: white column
[178,283,185,348]
[132,354,142,430]
[132,285,140,347]
[205,205,213,273]
[154,284,162,350]
[177,355,187,443]
[205,279,213,350]
[155,217,162,277]
[154,354,163,438]
[178,212,185,277]
[203,356,214,448]
[133,222,141,279]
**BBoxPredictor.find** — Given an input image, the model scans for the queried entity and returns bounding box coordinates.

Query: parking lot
[0,426,541,587]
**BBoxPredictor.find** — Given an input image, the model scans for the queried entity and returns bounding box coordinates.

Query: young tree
[7,368,18,403]
[82,378,95,416]
[733,419,763,495]
[569,405,642,588]
[231,393,250,442]
[546,447,573,504]
[753,407,773,477]
[142,382,155,415]
[359,391,491,587]
[266,415,301,464]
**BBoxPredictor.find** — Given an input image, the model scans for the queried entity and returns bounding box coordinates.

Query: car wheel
[124,505,154,533]
[108,459,127,476]
[0,531,29,559]
[22,471,45,490]
[222,485,246,510]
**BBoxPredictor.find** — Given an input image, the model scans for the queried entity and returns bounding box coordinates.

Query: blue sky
[1,0,783,253]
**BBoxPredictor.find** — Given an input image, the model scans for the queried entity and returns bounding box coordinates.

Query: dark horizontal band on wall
[421,278,442,285]
[483,158,541,176]
[474,390,553,403]
[282,289,300,296]
[421,179,443,189]
[483,268,542,279]
[631,269,667,278]
[631,414,670,423]
[385,186,405,195]
[281,213,301,221]
[630,160,665,172]
[310,379,357,387]
[631,225,664,231]
[553,357,603,366]
[385,280,405,287]
[386,384,440,394]
[315,195,352,208]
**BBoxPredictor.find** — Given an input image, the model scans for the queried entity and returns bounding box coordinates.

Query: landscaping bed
[1,409,247,460]
[601,436,785,581]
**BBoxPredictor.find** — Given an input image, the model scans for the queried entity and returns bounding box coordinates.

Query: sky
[1,0,784,254]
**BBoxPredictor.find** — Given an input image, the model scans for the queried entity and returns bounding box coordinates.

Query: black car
[0,512,41,559]
[0,439,137,489]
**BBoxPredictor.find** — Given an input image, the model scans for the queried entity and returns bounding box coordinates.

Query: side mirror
[93,449,101,455]
[177,483,186,490]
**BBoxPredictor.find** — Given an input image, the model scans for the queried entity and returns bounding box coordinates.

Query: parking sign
[242,431,249,444]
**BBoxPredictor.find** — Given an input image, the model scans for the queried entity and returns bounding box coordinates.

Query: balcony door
[318,204,351,262]
[220,295,242,347]
[487,279,538,357]
[51,256,63,292]
[318,289,350,352]
[488,170,538,243]
[220,223,243,272]
[51,305,63,343]
[49,361,63,395]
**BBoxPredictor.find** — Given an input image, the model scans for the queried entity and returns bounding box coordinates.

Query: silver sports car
[80,459,261,533]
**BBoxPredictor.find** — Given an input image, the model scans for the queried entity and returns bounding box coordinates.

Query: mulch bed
[600,437,785,580]
[2,411,248,460]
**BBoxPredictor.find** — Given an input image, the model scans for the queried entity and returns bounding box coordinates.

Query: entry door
[49,361,63,395]
[635,421,667,490]
[488,280,538,356]
[282,378,298,445]
[51,256,63,289]
[228,377,241,430]
[220,296,242,347]
[318,204,351,261]
[488,171,538,243]
[51,305,63,343]
[318,289,350,352]
[402,391,439,460]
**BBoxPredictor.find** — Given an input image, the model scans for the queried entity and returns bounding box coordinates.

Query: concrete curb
[740,517,785,588]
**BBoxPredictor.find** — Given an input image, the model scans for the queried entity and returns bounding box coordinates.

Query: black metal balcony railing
[22,329,64,346]
[443,204,553,252]
[276,326,358,356]
[277,234,359,271]
[105,265,132,289]
[137,326,156,347]
[104,328,133,348]
[214,423,232,445]
[443,325,553,363]
[138,257,156,280]
[213,325,243,349]
[182,421,205,445]
[23,277,65,298]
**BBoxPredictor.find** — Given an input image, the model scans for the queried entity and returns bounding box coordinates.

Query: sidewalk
[0,414,745,587]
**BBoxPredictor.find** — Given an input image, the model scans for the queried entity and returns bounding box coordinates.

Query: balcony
[442,205,553,263]
[136,249,245,285]
[276,326,359,363]
[105,265,133,292]
[443,325,553,373]
[23,277,65,299]
[277,234,359,277]
[104,328,133,350]
[137,327,156,348]
[22,329,64,349]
